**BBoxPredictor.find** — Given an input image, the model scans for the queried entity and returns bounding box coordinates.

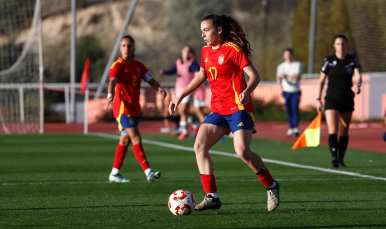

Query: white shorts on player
[177,92,206,108]
[178,93,193,104]
[193,99,206,108]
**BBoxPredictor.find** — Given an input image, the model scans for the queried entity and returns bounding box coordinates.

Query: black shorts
[324,98,354,112]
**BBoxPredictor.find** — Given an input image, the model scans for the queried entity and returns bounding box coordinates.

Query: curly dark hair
[201,14,251,57]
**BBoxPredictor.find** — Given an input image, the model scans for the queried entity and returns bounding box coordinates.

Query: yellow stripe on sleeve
[232,82,245,110]
[224,42,241,52]
[110,61,118,69]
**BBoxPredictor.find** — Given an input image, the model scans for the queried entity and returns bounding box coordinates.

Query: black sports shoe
[339,159,347,168]
[194,194,222,211]
[332,158,339,168]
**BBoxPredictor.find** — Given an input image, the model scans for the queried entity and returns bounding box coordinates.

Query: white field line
[91,133,386,181]
[1,178,371,186]
[1,181,110,186]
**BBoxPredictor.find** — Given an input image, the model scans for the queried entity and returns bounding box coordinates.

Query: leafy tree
[292,0,355,73]
[76,35,107,83]
[166,0,232,45]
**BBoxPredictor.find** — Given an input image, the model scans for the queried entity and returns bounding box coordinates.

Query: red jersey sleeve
[231,49,251,70]
[109,61,119,79]
[137,61,149,76]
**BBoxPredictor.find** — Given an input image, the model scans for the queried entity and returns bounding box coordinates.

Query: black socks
[338,136,349,160]
[328,134,338,158]
[329,134,349,160]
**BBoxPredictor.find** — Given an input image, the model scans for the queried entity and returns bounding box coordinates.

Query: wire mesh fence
[1,0,386,131]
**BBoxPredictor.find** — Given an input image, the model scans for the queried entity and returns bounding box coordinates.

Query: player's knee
[194,141,205,155]
[234,146,248,160]
[119,136,130,146]
[130,135,141,145]
[340,127,349,136]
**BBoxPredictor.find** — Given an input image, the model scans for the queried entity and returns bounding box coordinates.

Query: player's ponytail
[201,14,251,57]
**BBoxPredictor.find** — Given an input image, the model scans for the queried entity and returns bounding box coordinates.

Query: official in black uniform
[316,34,362,168]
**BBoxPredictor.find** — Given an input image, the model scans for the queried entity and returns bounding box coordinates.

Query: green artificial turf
[0,133,385,228]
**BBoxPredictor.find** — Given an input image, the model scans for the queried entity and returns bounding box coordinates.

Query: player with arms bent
[106,35,167,182]
[169,14,280,212]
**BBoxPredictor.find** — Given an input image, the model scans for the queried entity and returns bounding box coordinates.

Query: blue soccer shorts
[116,114,139,135]
[202,110,257,135]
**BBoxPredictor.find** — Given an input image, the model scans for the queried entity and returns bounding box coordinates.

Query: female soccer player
[316,34,362,168]
[106,35,167,182]
[169,14,280,212]
[160,46,206,140]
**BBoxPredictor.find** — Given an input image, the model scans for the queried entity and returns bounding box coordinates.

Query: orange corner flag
[80,58,90,94]
[292,112,322,150]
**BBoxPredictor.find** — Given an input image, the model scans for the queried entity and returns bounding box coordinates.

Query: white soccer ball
[168,189,196,215]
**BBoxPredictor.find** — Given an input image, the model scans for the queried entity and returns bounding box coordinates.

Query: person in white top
[276,48,303,137]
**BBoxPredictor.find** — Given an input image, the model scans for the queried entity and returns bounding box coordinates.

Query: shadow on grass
[207,206,385,216]
[0,204,166,211]
[280,199,378,204]
[221,199,377,206]
[0,225,82,228]
[232,225,386,229]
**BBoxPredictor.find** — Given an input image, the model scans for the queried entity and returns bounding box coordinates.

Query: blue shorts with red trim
[116,114,139,134]
[202,110,256,135]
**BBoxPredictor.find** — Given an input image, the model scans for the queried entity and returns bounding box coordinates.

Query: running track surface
[44,121,386,153]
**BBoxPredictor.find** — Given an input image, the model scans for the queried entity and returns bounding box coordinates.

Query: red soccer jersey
[201,41,254,115]
[109,57,149,118]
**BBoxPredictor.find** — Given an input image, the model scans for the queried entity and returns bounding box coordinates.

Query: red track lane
[44,121,386,153]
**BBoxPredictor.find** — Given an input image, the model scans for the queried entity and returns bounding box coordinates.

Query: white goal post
[0,0,44,134]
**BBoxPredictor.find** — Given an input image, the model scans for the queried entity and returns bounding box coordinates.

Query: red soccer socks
[113,144,128,169]
[200,174,218,194]
[256,168,275,188]
[133,144,150,171]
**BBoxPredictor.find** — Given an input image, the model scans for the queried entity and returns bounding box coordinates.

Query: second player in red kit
[106,35,167,183]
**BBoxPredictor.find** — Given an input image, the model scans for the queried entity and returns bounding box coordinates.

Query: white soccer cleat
[286,128,293,137]
[109,173,131,183]
[147,171,161,182]
[292,128,299,136]
[267,181,280,211]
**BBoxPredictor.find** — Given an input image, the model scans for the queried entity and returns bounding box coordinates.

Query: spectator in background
[160,46,206,140]
[316,34,362,168]
[276,48,303,137]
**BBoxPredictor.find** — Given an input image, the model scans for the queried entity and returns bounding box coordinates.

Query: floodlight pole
[308,0,317,73]
[70,0,76,123]
[94,0,138,99]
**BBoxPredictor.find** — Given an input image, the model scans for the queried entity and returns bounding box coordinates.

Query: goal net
[0,0,43,134]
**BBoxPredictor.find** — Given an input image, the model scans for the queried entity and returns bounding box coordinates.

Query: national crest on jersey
[218,54,225,65]
[200,41,254,115]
